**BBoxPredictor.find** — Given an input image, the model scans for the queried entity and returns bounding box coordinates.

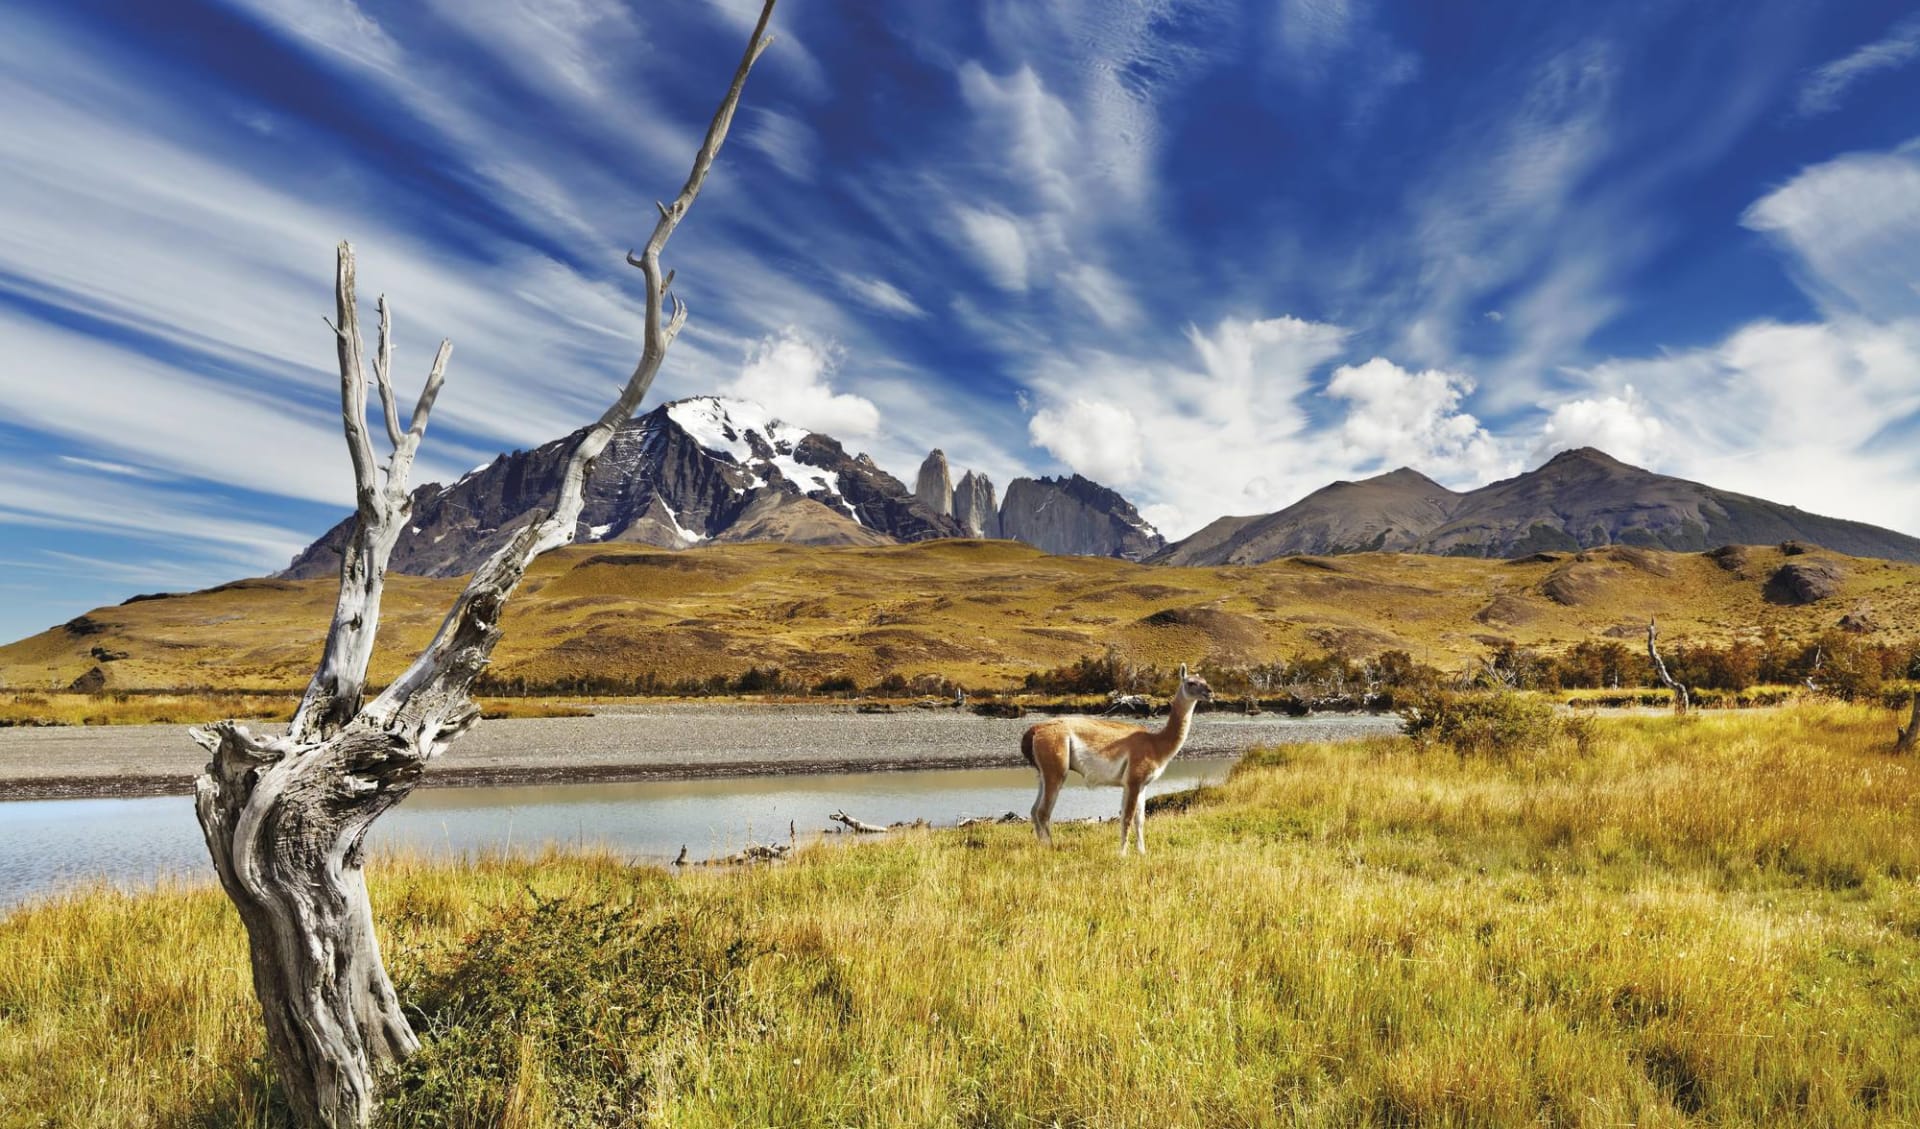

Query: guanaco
[1020,664,1212,854]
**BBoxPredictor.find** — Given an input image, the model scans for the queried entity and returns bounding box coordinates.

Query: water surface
[0,760,1228,907]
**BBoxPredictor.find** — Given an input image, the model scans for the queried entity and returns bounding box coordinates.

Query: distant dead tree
[187,4,778,1125]
[1646,616,1688,715]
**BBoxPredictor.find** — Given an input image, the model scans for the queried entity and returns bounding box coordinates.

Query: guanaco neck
[1152,691,1198,762]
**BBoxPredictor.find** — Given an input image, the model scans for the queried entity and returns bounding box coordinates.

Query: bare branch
[1646,616,1688,715]
[366,0,779,726]
[409,341,452,439]
[373,296,403,452]
[334,243,379,512]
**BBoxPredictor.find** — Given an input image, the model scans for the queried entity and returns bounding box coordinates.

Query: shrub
[384,894,757,1127]
[1402,690,1560,759]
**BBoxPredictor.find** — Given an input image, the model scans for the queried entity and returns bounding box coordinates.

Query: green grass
[4,703,1918,1126]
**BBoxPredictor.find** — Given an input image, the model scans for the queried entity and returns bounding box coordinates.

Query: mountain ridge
[1154,447,1920,566]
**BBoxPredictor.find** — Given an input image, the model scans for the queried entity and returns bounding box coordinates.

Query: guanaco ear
[1177,662,1188,682]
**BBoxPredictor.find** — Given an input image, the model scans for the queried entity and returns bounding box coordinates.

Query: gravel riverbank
[0,703,1403,800]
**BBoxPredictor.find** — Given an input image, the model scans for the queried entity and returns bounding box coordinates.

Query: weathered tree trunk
[1646,616,1688,715]
[191,5,779,1125]
[1897,694,1920,754]
[193,720,449,1127]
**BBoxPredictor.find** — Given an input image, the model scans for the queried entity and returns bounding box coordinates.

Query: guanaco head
[1175,662,1213,704]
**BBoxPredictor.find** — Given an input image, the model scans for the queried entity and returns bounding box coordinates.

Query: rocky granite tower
[952,470,1001,538]
[914,449,954,517]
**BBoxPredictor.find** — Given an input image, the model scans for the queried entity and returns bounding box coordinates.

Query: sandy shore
[0,702,1402,801]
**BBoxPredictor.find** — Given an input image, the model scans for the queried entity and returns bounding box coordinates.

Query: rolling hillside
[4,540,1915,694]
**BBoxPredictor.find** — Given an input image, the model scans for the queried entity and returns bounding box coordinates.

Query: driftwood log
[1645,616,1688,715]
[189,5,778,1126]
[829,810,893,834]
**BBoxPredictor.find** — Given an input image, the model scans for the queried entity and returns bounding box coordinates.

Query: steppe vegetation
[4,701,1916,1126]
[4,540,1918,721]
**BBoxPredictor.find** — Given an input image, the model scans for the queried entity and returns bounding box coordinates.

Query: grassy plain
[3,540,1915,695]
[3,703,1917,1126]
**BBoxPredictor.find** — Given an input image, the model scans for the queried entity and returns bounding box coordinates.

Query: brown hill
[1156,448,1920,565]
[5,541,1913,694]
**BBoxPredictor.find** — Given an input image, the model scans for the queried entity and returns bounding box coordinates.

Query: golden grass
[3,704,1918,1125]
[5,541,1916,695]
[0,690,295,728]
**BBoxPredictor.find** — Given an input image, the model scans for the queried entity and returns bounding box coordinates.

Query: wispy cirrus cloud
[1797,13,1920,118]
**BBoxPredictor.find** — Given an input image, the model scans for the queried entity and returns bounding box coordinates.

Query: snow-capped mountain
[281,396,962,579]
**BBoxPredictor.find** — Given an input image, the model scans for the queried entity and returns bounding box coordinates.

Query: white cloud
[743,108,816,182]
[1275,0,1356,76]
[1059,263,1140,329]
[1027,398,1145,485]
[953,206,1031,292]
[1741,141,1920,321]
[838,274,926,319]
[1324,358,1511,480]
[56,455,166,480]
[1532,385,1664,466]
[1021,315,1355,536]
[721,328,880,438]
[1797,14,1920,118]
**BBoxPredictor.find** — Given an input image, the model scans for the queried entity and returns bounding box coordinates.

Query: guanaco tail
[1020,663,1212,854]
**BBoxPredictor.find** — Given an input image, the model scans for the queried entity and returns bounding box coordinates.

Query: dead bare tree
[188,5,778,1125]
[1646,616,1688,715]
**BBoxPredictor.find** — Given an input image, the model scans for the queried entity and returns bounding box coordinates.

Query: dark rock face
[792,435,963,542]
[1155,447,1920,565]
[282,397,959,579]
[914,450,953,518]
[1765,559,1846,605]
[952,471,1001,538]
[999,475,1165,560]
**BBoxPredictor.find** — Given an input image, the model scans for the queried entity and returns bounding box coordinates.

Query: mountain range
[281,399,1920,581]
[284,397,1164,580]
[1153,448,1920,566]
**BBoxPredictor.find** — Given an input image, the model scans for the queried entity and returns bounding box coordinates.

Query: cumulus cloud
[1324,358,1512,480]
[722,328,881,438]
[1027,398,1145,485]
[1021,315,1356,537]
[1532,385,1664,466]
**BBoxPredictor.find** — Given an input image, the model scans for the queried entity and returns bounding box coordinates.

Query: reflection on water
[0,760,1228,907]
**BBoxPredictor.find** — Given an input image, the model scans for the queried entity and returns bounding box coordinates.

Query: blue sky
[3,0,1919,645]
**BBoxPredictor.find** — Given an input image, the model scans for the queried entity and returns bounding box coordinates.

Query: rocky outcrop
[791,435,963,542]
[1765,559,1846,605]
[282,396,960,579]
[999,475,1165,560]
[952,470,1001,539]
[1154,447,1920,565]
[914,450,953,518]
